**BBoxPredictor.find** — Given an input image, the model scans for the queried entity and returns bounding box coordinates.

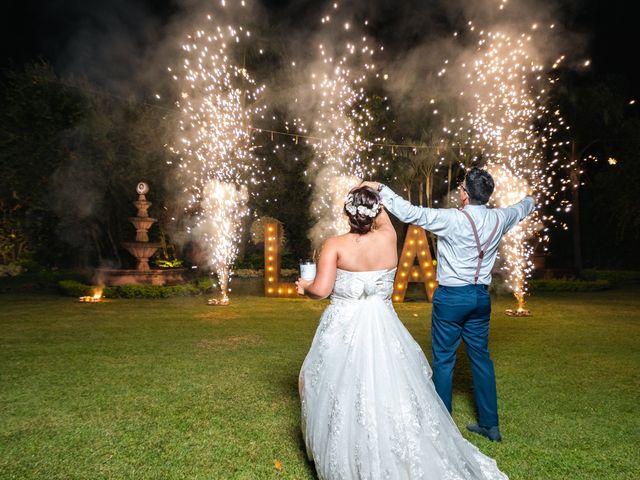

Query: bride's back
[334,223,397,272]
[298,187,397,300]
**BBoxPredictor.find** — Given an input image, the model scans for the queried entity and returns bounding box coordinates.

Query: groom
[362,168,535,442]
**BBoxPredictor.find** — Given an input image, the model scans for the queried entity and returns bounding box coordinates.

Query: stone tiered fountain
[122,182,160,271]
[95,182,185,286]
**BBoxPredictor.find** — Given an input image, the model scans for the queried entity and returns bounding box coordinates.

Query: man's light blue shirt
[379,186,536,286]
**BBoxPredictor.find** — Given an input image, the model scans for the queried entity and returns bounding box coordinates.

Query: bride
[296,186,508,480]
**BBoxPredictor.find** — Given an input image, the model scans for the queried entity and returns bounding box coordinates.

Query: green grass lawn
[1,288,639,479]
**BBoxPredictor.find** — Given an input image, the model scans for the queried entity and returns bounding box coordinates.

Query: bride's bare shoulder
[330,233,354,243]
[320,235,346,251]
[325,233,358,253]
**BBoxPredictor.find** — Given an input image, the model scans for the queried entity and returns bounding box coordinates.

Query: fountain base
[79,296,104,303]
[95,268,186,286]
[207,296,230,306]
[505,308,532,317]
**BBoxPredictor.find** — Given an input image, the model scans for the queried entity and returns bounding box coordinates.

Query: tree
[553,74,626,271]
[54,80,177,268]
[0,61,178,268]
[0,61,85,264]
[591,117,640,267]
[249,113,314,262]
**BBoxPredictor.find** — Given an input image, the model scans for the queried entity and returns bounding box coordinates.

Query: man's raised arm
[500,196,536,234]
[361,181,451,235]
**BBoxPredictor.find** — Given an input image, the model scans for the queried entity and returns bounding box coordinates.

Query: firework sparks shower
[304,6,389,250]
[449,22,571,312]
[169,11,265,303]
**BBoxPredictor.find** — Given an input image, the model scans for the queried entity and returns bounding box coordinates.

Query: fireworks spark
[458,25,572,309]
[170,13,265,302]
[304,9,388,249]
[434,20,572,310]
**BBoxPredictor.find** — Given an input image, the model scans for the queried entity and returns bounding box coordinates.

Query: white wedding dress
[300,268,508,480]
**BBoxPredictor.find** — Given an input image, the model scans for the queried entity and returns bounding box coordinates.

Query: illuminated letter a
[392,225,437,302]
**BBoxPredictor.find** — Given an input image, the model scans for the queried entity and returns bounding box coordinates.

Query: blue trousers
[431,284,499,427]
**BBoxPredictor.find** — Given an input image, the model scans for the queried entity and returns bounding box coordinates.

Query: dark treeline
[0,61,318,271]
[1,61,639,273]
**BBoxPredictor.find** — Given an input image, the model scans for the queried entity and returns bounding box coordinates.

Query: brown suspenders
[459,209,500,284]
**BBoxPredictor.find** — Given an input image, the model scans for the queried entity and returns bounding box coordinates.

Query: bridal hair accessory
[344,193,381,217]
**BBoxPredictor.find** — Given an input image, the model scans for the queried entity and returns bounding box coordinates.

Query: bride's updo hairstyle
[344,186,381,235]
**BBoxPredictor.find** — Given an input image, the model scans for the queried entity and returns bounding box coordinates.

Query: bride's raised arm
[296,238,338,300]
[375,206,397,240]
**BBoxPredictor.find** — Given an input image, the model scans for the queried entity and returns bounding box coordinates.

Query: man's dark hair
[464,168,495,205]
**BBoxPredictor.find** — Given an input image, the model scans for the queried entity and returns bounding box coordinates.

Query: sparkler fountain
[446,23,571,315]
[304,7,388,250]
[169,12,265,304]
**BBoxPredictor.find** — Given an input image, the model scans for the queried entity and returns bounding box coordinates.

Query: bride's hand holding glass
[296,278,311,295]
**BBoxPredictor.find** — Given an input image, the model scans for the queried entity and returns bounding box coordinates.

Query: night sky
[2,0,639,96]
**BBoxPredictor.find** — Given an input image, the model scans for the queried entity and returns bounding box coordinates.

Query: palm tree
[559,139,598,274]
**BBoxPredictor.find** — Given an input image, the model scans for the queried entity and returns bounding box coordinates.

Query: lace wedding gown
[300,268,508,480]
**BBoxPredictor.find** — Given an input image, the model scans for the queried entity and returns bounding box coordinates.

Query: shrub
[528,278,612,292]
[249,217,285,246]
[281,254,299,269]
[154,259,184,268]
[226,268,297,279]
[281,268,298,278]
[14,258,45,273]
[582,269,640,285]
[233,269,262,279]
[0,263,24,277]
[58,281,201,299]
[58,279,93,297]
[108,284,200,298]
[197,277,216,292]
[1,269,87,293]
[233,253,265,269]
[233,252,298,269]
